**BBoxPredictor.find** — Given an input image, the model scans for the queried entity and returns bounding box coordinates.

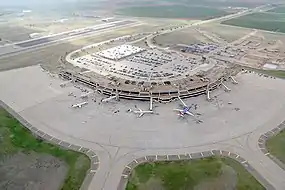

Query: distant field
[267,6,285,13]
[126,157,265,190]
[267,129,285,164]
[153,28,213,47]
[200,23,253,42]
[115,5,229,19]
[114,0,263,9]
[222,12,285,33]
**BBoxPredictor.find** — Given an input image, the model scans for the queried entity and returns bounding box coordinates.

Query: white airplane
[80,91,93,99]
[60,80,72,88]
[174,97,195,117]
[101,92,119,103]
[71,102,88,108]
[129,97,154,118]
[132,108,154,118]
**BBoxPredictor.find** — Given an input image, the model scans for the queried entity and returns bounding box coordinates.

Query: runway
[14,20,135,48]
[0,20,137,58]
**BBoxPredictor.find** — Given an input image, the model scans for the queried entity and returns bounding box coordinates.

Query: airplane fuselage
[133,111,153,114]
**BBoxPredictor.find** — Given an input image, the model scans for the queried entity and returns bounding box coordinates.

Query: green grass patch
[0,108,90,190]
[222,12,285,33]
[259,70,285,79]
[267,6,285,13]
[266,130,285,164]
[115,5,229,19]
[126,157,265,190]
[241,66,285,79]
[221,157,264,190]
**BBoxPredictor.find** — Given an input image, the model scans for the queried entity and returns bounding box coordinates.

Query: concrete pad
[1,66,285,151]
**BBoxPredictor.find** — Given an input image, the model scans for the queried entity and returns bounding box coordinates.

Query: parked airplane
[129,97,154,118]
[71,102,88,108]
[101,92,119,103]
[174,97,203,123]
[80,91,93,99]
[174,97,195,117]
[132,108,154,118]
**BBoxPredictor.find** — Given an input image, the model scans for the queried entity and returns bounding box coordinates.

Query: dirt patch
[0,151,68,190]
[200,24,253,43]
[154,28,213,47]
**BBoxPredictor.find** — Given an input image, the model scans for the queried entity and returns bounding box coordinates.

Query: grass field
[266,130,285,164]
[0,108,90,190]
[200,23,253,42]
[222,12,285,33]
[115,5,229,19]
[261,70,285,79]
[153,28,213,47]
[126,157,265,190]
[244,67,285,79]
[267,6,285,13]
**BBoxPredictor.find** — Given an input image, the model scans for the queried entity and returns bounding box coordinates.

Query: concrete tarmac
[0,65,285,189]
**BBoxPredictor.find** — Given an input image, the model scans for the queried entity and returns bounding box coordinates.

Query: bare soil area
[154,28,213,47]
[0,152,68,190]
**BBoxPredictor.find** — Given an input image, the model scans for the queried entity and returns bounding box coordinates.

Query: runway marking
[219,150,222,155]
[87,149,91,153]
[189,154,192,159]
[262,134,268,138]
[258,141,264,145]
[58,141,62,145]
[41,133,46,137]
[93,162,99,165]
[242,161,247,164]
[259,147,266,150]
[144,156,147,161]
[178,155,181,159]
[236,155,240,159]
[166,155,169,160]
[68,144,72,147]
[155,155,158,160]
[91,155,97,158]
[78,147,82,151]
[126,166,131,170]
[270,130,275,134]
[210,150,214,155]
[50,137,54,141]
[265,153,270,156]
[200,152,203,157]
[228,152,231,156]
[90,170,96,173]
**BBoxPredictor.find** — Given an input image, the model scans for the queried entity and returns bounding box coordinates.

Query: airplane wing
[178,97,187,107]
[138,113,144,118]
[138,107,142,112]
[186,111,195,117]
[173,109,183,112]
